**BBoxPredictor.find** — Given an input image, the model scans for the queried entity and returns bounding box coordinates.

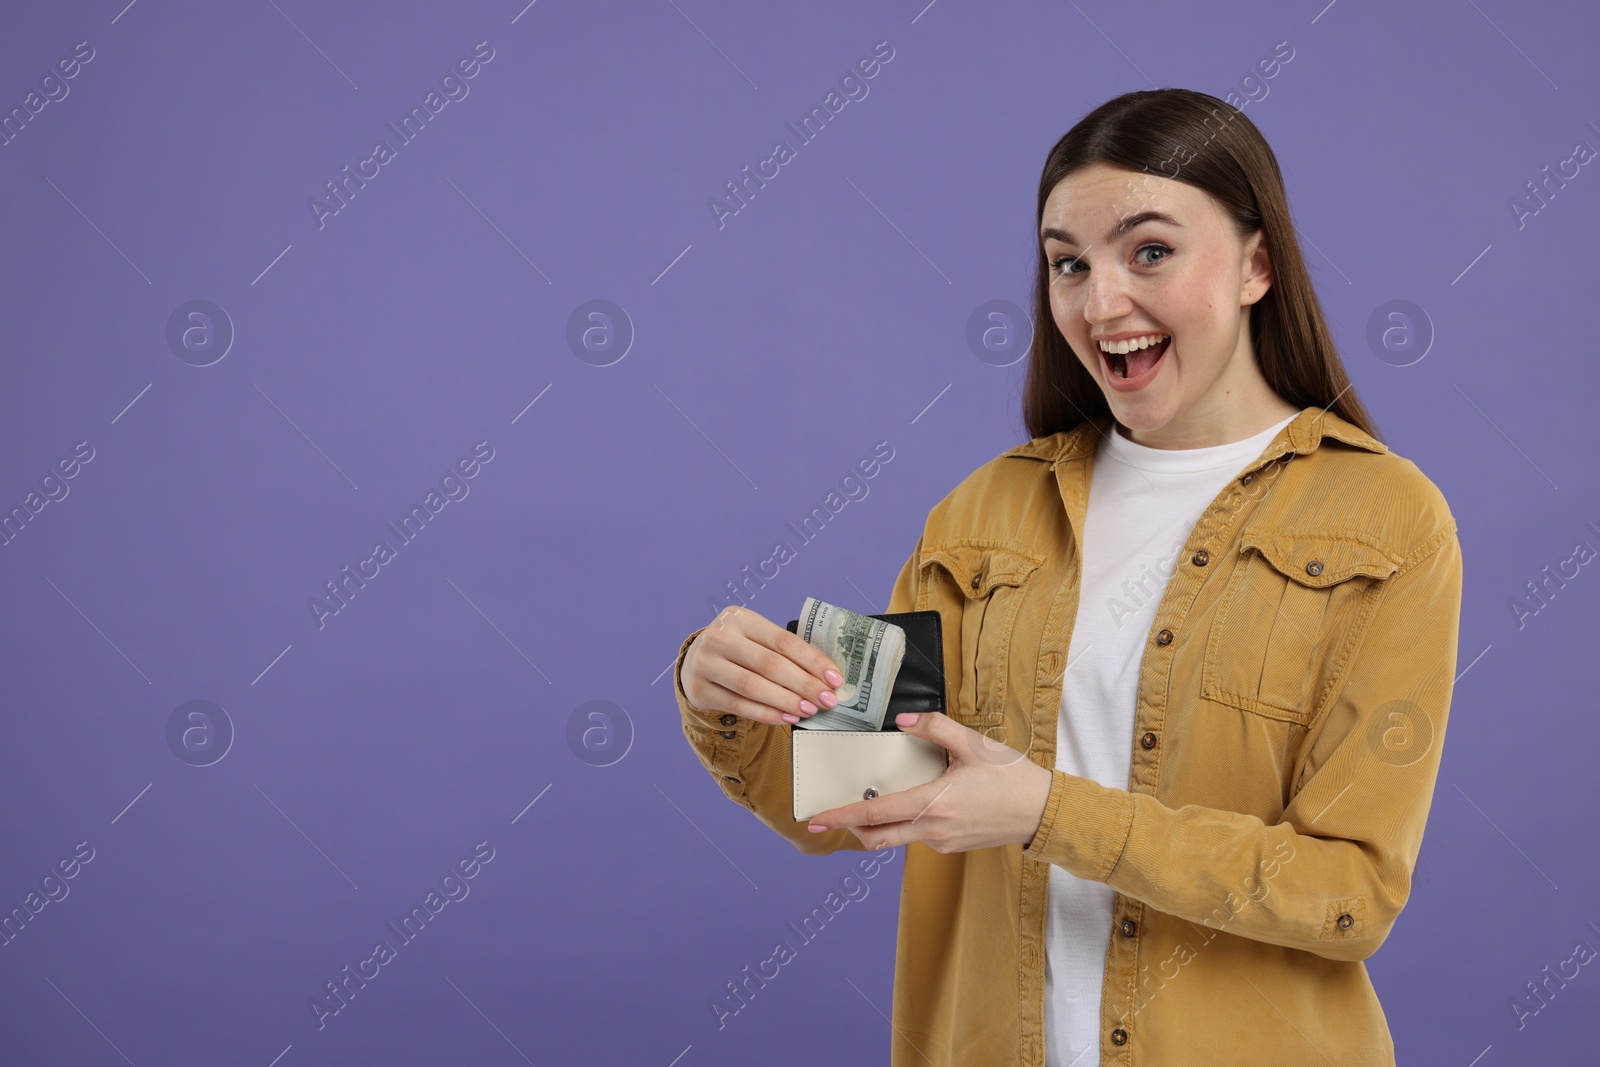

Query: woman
[672,88,1461,1066]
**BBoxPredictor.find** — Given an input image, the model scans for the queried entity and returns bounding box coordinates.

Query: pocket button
[1306,559,1324,577]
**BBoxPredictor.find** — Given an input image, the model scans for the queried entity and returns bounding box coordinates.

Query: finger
[750,617,845,688]
[695,678,798,728]
[694,617,811,705]
[899,710,1031,768]
[696,658,816,720]
[845,823,911,851]
[722,635,835,710]
[810,777,947,830]
[711,607,840,688]
[821,818,917,851]
[895,711,971,753]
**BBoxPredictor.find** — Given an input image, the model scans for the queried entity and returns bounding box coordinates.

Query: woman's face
[1039,162,1285,448]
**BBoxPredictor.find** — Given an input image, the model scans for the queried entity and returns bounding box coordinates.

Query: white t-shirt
[1043,411,1298,1066]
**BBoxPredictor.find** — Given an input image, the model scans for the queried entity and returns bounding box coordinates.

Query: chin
[1106,395,1177,431]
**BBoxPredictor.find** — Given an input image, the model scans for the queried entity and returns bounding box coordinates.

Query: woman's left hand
[807,712,1056,852]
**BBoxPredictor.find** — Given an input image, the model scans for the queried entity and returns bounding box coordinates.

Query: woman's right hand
[681,606,847,726]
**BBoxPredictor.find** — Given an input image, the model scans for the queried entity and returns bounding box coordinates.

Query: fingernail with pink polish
[819,691,837,708]
[799,700,817,714]
[808,823,829,832]
[781,712,800,724]
[825,669,844,686]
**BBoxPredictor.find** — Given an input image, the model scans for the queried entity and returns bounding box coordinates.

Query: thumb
[898,709,1030,768]
[894,710,964,752]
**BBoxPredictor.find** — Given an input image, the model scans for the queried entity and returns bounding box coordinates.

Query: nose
[1082,260,1134,329]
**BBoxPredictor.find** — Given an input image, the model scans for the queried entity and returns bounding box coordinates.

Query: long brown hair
[1021,88,1382,444]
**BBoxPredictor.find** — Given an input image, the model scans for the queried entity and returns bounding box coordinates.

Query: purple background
[1,1,1595,1063]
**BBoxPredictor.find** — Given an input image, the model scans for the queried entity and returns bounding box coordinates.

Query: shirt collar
[1000,405,1386,465]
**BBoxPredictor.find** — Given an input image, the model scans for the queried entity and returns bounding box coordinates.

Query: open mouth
[1101,336,1171,382]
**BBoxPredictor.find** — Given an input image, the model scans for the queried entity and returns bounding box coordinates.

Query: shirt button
[723,776,741,784]
[1191,549,1209,566]
[1156,629,1173,645]
[1306,559,1325,577]
[719,730,737,739]
[1111,1027,1128,1046]
[1140,732,1156,750]
[1121,919,1137,937]
[971,573,982,590]
[1241,473,1254,485]
[1337,912,1354,930]
[719,713,738,726]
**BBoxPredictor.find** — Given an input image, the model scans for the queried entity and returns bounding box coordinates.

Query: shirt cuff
[1022,769,1135,882]
[673,627,750,739]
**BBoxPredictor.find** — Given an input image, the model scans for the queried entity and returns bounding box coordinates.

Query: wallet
[785,609,949,821]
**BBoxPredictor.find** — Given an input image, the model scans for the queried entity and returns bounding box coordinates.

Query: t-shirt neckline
[1101,410,1299,475]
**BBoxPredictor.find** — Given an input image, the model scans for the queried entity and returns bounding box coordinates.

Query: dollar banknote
[793,598,906,731]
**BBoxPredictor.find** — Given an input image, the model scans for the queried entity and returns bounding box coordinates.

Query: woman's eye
[1051,243,1172,277]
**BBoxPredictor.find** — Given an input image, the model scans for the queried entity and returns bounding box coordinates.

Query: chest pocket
[921,541,1045,727]
[1203,527,1401,726]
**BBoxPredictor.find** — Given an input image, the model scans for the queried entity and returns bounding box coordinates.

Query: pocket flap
[1239,527,1402,588]
[922,541,1045,598]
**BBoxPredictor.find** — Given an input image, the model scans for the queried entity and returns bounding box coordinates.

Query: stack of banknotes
[793,597,906,731]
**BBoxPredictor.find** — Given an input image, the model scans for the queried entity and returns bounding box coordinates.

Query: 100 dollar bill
[793,598,906,731]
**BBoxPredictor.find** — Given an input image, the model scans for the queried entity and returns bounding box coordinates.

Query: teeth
[1098,334,1168,355]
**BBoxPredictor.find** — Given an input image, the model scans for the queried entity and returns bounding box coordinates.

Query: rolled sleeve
[1023,771,1135,882]
[672,622,863,855]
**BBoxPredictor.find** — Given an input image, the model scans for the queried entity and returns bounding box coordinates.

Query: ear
[1241,230,1272,306]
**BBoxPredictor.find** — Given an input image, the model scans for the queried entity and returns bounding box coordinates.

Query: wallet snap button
[863,787,880,800]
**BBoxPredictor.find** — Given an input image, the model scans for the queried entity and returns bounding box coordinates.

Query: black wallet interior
[784,609,946,731]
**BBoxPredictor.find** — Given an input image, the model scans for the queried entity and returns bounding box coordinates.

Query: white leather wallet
[786,610,950,821]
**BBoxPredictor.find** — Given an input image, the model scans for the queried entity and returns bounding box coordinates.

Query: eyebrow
[1041,210,1183,247]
